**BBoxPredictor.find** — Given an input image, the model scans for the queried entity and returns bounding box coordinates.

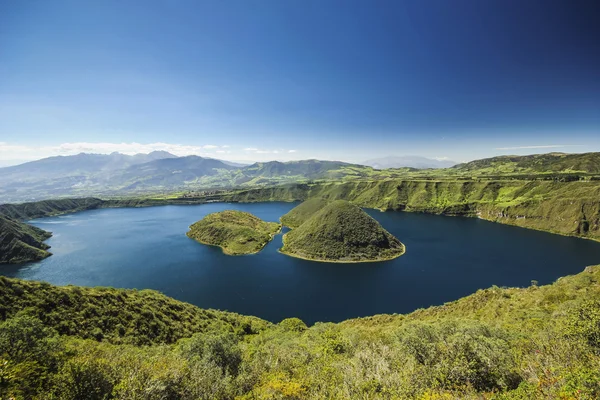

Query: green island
[1,266,600,399]
[186,210,281,255]
[280,200,405,262]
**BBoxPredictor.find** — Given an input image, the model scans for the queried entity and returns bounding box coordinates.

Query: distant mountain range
[361,156,457,169]
[0,152,362,202]
[1,151,598,203]
[452,152,600,174]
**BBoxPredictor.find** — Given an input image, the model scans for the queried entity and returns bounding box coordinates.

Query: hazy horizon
[1,1,599,164]
[1,144,599,168]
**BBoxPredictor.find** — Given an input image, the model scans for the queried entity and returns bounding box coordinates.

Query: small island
[187,210,281,255]
[280,200,405,263]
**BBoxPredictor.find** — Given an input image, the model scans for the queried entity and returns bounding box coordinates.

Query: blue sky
[0,0,598,164]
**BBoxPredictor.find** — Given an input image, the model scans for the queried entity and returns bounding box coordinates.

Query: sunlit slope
[279,197,329,228]
[227,179,600,240]
[187,210,281,255]
[281,200,405,262]
[2,265,600,398]
[454,152,600,174]
[0,276,270,345]
[0,216,52,263]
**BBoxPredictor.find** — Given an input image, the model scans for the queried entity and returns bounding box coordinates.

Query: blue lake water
[4,202,600,324]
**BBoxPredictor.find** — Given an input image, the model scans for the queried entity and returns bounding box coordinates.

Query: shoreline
[186,222,282,256]
[278,233,406,264]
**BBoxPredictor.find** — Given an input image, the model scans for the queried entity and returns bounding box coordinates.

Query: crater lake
[4,202,600,324]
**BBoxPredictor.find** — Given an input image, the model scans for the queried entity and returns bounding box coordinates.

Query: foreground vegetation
[187,211,281,255]
[1,265,600,399]
[281,200,405,262]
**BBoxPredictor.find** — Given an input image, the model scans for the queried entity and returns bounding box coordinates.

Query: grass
[2,265,600,398]
[279,197,330,228]
[0,216,52,264]
[280,200,405,262]
[186,210,281,255]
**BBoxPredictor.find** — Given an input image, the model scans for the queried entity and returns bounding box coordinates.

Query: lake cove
[4,201,600,324]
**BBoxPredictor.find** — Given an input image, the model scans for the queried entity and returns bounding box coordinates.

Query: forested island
[186,210,281,255]
[280,199,405,262]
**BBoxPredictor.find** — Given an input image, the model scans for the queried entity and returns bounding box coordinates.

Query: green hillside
[1,266,600,399]
[187,210,281,255]
[281,200,405,262]
[0,216,52,264]
[453,152,600,175]
[225,179,600,241]
[0,276,269,345]
[279,197,329,228]
[0,197,104,220]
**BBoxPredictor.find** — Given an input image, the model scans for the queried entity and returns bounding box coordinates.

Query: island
[280,199,405,262]
[186,210,281,255]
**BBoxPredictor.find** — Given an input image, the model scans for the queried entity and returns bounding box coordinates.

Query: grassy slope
[0,197,104,220]
[279,197,329,228]
[187,210,281,255]
[281,200,405,262]
[454,152,600,174]
[226,179,600,241]
[0,198,106,264]
[0,216,52,263]
[1,267,600,398]
[0,276,270,345]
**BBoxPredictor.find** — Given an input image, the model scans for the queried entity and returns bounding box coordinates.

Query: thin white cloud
[495,144,584,150]
[244,147,258,151]
[0,141,229,161]
[288,149,297,153]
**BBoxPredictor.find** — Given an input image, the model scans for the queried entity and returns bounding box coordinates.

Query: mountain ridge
[362,155,457,169]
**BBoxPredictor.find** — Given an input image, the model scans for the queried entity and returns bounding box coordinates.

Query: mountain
[0,151,177,184]
[242,159,358,178]
[211,159,251,167]
[0,215,52,263]
[453,152,600,174]
[107,155,239,189]
[362,155,457,169]
[280,200,405,262]
[0,151,179,202]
